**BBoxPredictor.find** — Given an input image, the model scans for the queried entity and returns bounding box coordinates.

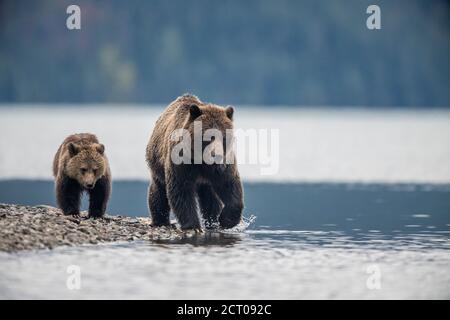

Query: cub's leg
[148,178,171,226]
[56,176,82,215]
[197,184,222,229]
[215,175,244,229]
[88,175,111,218]
[166,173,201,231]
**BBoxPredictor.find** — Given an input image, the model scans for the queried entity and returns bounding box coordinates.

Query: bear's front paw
[183,227,204,234]
[204,220,220,230]
[63,210,80,217]
[219,216,241,229]
[88,209,105,219]
[151,221,172,228]
[180,222,204,233]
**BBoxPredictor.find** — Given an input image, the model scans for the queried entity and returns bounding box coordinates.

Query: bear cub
[53,133,111,218]
[146,94,244,231]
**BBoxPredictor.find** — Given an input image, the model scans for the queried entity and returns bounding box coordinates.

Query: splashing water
[223,214,257,233]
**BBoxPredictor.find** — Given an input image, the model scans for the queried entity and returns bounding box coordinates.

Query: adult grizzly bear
[146,94,244,230]
[53,133,111,218]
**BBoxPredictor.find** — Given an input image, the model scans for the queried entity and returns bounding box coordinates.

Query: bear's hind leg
[148,179,171,226]
[56,176,82,216]
[197,184,222,229]
[88,175,111,218]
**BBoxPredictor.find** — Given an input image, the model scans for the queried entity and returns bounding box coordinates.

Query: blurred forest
[0,0,449,106]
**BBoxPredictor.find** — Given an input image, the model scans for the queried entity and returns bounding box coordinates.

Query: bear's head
[185,103,235,165]
[65,143,107,189]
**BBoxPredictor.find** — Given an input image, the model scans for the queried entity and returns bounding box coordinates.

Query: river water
[1,225,449,299]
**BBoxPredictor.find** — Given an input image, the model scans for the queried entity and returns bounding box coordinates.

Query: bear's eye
[80,168,87,174]
[93,169,97,175]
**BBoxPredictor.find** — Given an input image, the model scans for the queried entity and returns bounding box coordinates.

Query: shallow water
[1,228,449,299]
[1,182,449,299]
[2,181,450,231]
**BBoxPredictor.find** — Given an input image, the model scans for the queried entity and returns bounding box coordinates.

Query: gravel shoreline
[0,203,183,252]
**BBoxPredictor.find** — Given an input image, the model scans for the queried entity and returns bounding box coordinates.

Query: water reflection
[1,227,449,299]
[150,226,450,252]
[154,231,243,246]
[244,229,450,252]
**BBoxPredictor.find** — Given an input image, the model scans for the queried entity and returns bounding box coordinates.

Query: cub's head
[65,143,106,189]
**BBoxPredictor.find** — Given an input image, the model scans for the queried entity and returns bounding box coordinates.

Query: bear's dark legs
[214,176,244,229]
[88,176,110,218]
[56,176,82,215]
[166,175,201,230]
[197,184,222,229]
[148,179,171,226]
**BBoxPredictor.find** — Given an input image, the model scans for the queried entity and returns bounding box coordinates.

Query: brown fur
[146,94,244,230]
[53,133,111,217]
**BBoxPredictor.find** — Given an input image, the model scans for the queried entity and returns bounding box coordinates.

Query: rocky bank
[0,203,183,252]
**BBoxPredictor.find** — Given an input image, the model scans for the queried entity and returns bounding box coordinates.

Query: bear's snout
[82,173,97,189]
[208,140,224,164]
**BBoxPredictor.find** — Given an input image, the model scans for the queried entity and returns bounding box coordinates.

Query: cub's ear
[68,143,80,157]
[225,106,234,120]
[96,144,105,155]
[189,104,202,120]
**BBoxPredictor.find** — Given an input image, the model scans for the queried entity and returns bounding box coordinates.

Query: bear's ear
[189,104,202,120]
[68,143,80,157]
[96,144,105,155]
[225,106,234,120]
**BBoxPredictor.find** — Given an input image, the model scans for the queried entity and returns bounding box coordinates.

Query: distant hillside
[0,0,449,106]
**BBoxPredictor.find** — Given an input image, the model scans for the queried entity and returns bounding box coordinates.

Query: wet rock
[0,203,183,252]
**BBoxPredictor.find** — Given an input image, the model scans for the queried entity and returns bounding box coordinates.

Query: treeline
[0,0,449,106]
